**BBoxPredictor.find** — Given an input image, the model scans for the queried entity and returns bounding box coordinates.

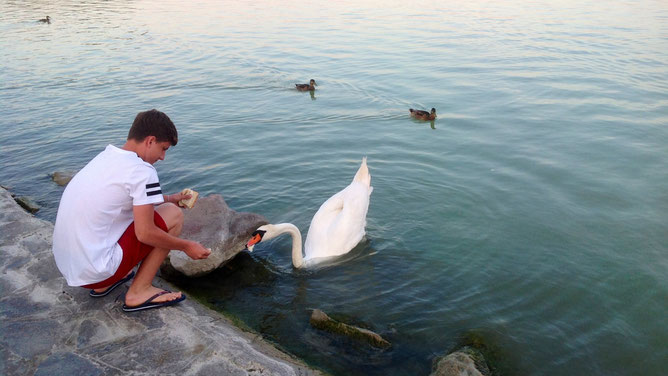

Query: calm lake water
[2,0,667,374]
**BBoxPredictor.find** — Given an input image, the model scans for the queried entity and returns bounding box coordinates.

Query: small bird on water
[409,108,437,121]
[38,16,51,24]
[296,79,317,91]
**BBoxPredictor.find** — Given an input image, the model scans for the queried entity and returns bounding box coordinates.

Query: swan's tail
[352,157,371,188]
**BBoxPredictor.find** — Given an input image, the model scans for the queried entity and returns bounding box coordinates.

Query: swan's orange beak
[245,233,263,252]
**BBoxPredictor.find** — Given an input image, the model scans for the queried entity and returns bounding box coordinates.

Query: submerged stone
[163,194,267,277]
[51,171,76,186]
[309,309,391,349]
[431,346,491,376]
[15,196,39,213]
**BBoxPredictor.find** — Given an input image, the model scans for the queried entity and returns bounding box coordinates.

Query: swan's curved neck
[273,223,304,268]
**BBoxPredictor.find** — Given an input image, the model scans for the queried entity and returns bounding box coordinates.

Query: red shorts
[82,211,168,289]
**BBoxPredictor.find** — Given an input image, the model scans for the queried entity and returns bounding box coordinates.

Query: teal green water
[2,1,667,374]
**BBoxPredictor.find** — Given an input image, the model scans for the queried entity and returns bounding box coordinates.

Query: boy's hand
[184,241,211,260]
[166,192,190,204]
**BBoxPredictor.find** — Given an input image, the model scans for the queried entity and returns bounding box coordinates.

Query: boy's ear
[144,135,157,146]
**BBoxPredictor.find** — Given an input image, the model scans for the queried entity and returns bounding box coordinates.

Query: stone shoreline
[0,187,323,375]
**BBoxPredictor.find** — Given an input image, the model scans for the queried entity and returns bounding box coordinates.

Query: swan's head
[245,223,298,252]
[245,228,267,252]
[246,224,285,251]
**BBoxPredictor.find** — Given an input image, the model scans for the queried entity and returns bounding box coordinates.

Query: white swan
[246,157,373,268]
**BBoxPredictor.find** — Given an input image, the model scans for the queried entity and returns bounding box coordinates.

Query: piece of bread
[178,188,199,209]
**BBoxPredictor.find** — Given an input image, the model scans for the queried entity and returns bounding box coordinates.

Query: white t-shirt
[52,144,165,286]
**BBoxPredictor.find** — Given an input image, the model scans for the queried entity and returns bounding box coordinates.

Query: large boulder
[163,194,267,277]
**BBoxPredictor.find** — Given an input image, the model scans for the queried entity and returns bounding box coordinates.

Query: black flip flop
[89,270,135,298]
[122,291,186,313]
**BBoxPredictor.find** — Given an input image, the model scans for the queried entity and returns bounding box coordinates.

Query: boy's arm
[132,204,210,260]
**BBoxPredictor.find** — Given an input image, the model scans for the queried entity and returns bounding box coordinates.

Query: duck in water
[38,16,51,24]
[409,108,437,121]
[296,79,317,91]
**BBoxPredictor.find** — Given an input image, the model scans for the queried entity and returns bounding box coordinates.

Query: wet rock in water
[51,171,76,186]
[162,194,267,277]
[431,347,491,376]
[15,196,39,214]
[309,309,391,349]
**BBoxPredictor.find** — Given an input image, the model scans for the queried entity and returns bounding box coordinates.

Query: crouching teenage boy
[52,109,211,312]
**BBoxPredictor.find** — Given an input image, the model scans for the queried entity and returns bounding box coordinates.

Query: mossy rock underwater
[309,309,391,349]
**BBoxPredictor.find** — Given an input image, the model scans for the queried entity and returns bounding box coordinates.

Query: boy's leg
[124,203,184,307]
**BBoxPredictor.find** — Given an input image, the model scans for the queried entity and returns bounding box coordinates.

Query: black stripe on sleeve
[147,190,163,196]
[146,182,161,189]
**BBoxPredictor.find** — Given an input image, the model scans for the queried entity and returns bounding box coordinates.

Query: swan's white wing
[304,190,344,260]
[304,158,373,261]
[304,182,372,260]
[327,182,371,254]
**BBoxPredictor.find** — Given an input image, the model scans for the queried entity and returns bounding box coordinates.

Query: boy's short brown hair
[127,109,178,146]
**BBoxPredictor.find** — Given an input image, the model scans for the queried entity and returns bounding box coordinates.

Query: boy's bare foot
[92,270,134,294]
[89,270,135,298]
[124,285,182,308]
